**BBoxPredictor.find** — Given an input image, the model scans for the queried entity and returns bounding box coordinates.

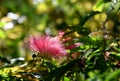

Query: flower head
[58,30,65,37]
[29,35,67,59]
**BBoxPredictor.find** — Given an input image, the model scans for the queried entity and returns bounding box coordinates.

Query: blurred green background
[0,0,118,59]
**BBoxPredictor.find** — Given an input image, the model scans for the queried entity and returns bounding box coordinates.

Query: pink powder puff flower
[104,51,110,60]
[58,30,65,37]
[29,35,67,59]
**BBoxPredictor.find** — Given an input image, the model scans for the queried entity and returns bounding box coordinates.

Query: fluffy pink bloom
[29,35,67,59]
[58,30,65,37]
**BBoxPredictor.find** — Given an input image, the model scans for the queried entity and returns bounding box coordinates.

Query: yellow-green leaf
[0,30,6,39]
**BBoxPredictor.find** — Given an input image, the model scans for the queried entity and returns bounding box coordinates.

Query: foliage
[0,0,120,81]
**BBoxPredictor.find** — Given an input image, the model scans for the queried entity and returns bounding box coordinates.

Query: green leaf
[64,77,71,81]
[0,30,6,39]
[93,0,104,12]
[44,58,81,81]
[103,2,112,12]
[109,53,120,61]
[0,22,6,28]
[75,72,85,81]
[105,69,120,81]
[44,61,57,71]
[114,2,120,10]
